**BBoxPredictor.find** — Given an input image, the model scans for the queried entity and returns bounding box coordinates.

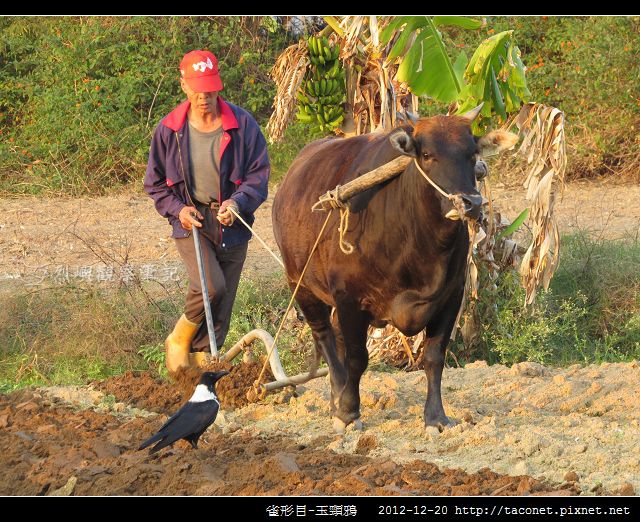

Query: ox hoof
[332,417,363,434]
[333,417,348,434]
[425,416,459,433]
[424,425,442,439]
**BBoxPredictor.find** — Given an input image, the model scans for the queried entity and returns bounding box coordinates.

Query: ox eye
[422,152,432,161]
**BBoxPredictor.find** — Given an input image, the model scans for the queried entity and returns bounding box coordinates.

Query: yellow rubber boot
[189,352,214,368]
[165,314,201,374]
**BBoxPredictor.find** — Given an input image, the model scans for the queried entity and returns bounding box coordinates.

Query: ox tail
[307,347,322,379]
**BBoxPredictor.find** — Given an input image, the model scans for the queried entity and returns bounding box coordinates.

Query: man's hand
[217,199,239,226]
[178,206,204,230]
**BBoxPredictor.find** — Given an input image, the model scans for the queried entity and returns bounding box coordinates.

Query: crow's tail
[138,432,163,451]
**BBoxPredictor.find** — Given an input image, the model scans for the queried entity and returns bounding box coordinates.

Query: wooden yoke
[312,156,411,212]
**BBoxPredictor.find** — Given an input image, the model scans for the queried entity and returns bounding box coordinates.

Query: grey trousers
[174,203,248,352]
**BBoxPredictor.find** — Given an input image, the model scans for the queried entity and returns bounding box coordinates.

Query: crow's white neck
[190,384,218,403]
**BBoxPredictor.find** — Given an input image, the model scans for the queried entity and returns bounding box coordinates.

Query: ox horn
[460,103,484,123]
[406,111,419,125]
[396,110,419,127]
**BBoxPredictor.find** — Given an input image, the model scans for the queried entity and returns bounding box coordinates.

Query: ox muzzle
[445,193,483,222]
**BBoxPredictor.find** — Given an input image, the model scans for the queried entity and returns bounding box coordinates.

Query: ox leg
[422,293,463,431]
[329,310,348,415]
[292,286,346,415]
[330,309,347,366]
[333,297,370,431]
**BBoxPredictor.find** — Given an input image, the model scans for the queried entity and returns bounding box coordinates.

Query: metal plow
[217,328,328,397]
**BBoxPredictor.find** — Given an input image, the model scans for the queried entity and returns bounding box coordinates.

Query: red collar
[162,96,239,132]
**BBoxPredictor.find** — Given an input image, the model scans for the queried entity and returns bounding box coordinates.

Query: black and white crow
[138,370,229,454]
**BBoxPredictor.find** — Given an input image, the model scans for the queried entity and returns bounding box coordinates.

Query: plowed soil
[0,385,571,496]
[2,360,638,496]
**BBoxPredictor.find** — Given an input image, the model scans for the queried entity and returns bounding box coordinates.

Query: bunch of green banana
[307,35,340,66]
[303,78,343,97]
[297,35,346,132]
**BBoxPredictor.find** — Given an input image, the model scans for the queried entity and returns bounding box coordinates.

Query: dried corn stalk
[367,325,424,370]
[513,103,566,305]
[266,41,310,143]
[340,16,417,135]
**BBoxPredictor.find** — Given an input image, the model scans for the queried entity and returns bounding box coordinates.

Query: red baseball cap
[180,50,224,93]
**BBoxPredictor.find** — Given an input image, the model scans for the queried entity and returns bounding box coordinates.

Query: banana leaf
[496,208,529,240]
[433,16,483,30]
[385,16,481,103]
[456,30,530,128]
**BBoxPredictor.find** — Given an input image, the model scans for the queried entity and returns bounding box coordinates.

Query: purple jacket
[144,97,270,248]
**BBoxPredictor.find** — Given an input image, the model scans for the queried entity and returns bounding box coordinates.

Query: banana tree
[267,16,530,137]
[380,17,531,129]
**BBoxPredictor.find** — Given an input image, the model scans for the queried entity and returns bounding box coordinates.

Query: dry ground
[1,181,639,290]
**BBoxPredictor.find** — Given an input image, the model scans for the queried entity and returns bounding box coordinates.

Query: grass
[464,233,640,367]
[1,233,638,392]
[0,273,313,393]
[0,283,180,393]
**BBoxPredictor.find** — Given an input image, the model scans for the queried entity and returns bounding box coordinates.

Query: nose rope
[413,158,483,222]
[412,158,456,201]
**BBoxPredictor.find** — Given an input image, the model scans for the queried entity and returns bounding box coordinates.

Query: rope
[412,158,455,200]
[254,212,333,388]
[312,185,354,254]
[338,208,354,254]
[312,184,346,212]
[413,158,478,221]
[227,204,329,395]
[228,207,284,269]
[450,219,480,341]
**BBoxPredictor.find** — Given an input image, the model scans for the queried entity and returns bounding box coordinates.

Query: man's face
[180,78,219,117]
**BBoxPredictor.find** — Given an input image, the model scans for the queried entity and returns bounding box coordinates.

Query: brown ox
[273,107,517,432]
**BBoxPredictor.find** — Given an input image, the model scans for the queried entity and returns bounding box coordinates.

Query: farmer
[144,50,270,373]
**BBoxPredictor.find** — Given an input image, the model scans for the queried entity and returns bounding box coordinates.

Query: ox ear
[389,128,417,158]
[477,130,519,157]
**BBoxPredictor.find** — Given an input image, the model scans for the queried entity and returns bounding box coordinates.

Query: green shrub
[2,17,638,195]
[488,287,590,365]
[437,16,640,182]
[138,343,169,380]
[0,16,293,195]
[458,233,640,366]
